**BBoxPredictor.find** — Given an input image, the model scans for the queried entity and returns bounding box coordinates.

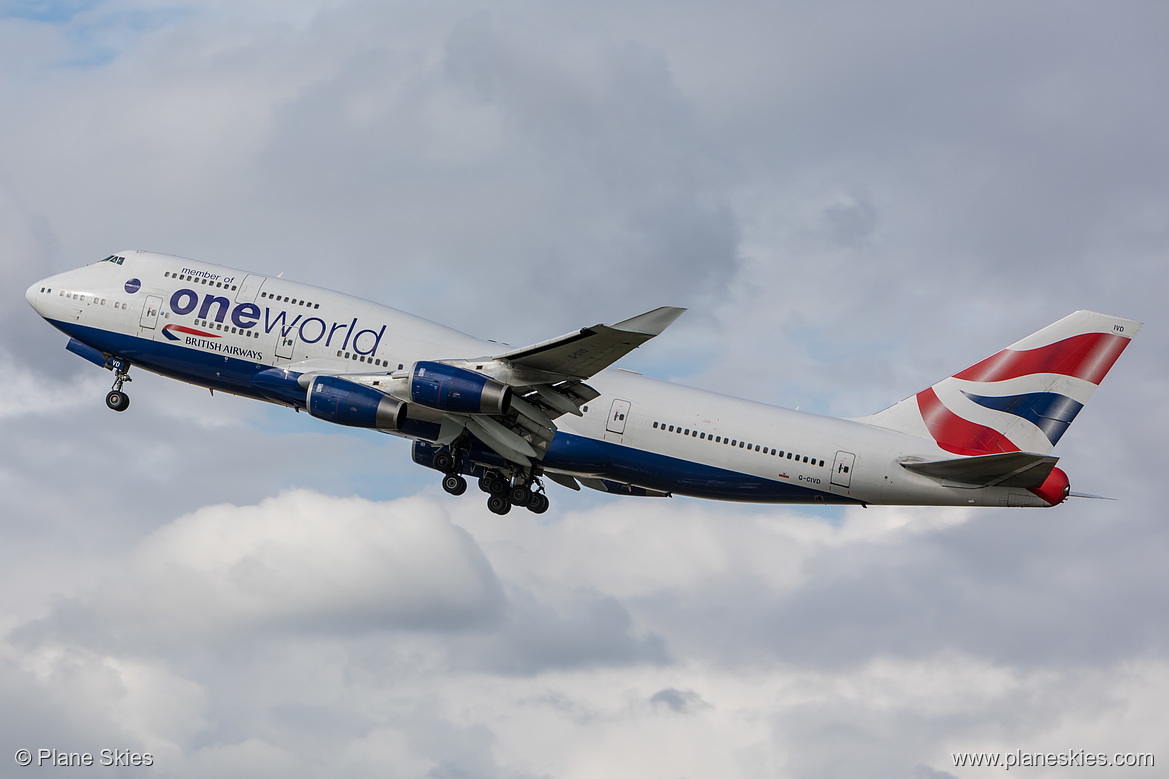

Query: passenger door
[831,450,856,488]
[606,399,631,434]
[139,295,162,330]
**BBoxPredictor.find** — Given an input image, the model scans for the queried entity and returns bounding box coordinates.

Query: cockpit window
[98,255,126,265]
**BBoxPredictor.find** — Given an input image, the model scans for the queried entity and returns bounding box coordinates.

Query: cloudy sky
[2,1,1167,776]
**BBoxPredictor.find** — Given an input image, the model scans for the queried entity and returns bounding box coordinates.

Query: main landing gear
[105,364,132,412]
[431,447,550,515]
[477,471,550,515]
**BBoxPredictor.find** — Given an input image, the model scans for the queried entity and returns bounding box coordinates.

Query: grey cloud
[649,687,709,714]
[243,9,740,336]
[633,501,1169,673]
[910,766,959,779]
[459,587,670,676]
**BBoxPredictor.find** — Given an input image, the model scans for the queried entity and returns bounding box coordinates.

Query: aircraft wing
[900,451,1058,488]
[495,306,686,379]
[265,307,686,470]
[411,306,685,467]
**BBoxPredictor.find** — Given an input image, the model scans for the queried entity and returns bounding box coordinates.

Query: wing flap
[901,451,1059,488]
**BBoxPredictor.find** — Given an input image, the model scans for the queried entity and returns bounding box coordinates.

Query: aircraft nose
[26,282,40,310]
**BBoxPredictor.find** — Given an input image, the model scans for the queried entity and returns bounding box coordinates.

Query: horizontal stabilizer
[901,451,1059,488]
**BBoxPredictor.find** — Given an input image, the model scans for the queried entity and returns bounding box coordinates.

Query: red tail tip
[1029,467,1070,507]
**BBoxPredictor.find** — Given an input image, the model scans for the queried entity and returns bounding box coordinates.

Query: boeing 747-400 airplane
[26,250,1140,514]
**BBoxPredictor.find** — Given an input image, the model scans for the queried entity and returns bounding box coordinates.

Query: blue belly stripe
[542,433,859,504]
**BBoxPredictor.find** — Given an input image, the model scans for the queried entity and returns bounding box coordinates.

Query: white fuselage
[26,251,1058,508]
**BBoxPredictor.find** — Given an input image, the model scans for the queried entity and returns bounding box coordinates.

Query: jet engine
[307,375,406,430]
[409,361,511,415]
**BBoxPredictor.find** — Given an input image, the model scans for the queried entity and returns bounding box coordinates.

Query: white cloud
[3,486,1168,777]
[0,357,108,418]
[90,490,501,637]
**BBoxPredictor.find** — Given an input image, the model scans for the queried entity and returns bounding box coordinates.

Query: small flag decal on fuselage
[162,324,219,342]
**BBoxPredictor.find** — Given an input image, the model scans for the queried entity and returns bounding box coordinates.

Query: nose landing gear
[105,364,132,412]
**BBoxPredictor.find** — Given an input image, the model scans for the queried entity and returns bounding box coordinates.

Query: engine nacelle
[308,375,407,430]
[410,361,511,416]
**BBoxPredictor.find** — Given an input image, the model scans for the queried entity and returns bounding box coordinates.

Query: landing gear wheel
[442,474,467,496]
[433,451,455,474]
[105,390,130,412]
[486,476,508,496]
[527,493,550,514]
[509,484,532,508]
[487,495,511,515]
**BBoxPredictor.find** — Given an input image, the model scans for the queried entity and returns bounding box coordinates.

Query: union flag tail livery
[868,310,1141,456]
[25,251,1142,512]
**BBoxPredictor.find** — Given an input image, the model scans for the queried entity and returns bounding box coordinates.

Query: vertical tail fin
[868,310,1141,455]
